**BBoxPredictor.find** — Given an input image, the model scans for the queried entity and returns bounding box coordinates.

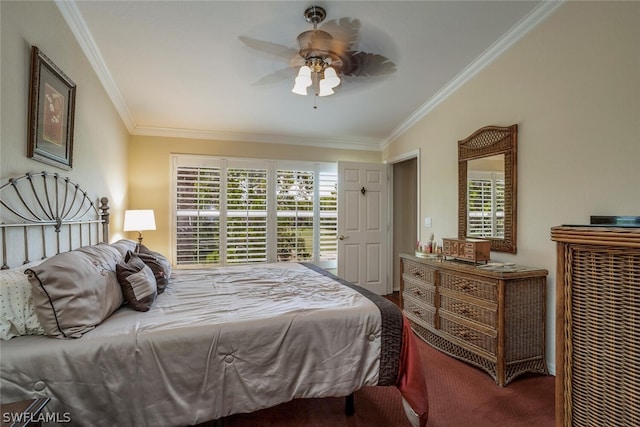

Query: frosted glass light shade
[318,79,335,96]
[323,66,340,88]
[292,66,312,95]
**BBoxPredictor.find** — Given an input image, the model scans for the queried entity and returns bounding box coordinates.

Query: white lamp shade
[323,66,340,88]
[123,210,156,232]
[292,66,312,95]
[318,79,335,97]
[296,65,311,80]
[292,81,309,95]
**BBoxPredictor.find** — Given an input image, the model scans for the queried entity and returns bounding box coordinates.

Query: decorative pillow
[109,239,138,259]
[137,244,172,294]
[26,244,124,339]
[116,251,157,311]
[0,262,45,340]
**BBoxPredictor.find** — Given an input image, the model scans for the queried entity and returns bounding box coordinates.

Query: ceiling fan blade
[320,18,360,52]
[238,36,298,60]
[343,52,396,77]
[251,67,295,86]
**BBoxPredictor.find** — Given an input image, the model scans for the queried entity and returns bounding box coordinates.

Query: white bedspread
[0,263,383,426]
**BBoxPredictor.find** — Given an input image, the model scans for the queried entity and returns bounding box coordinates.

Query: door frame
[387,149,421,292]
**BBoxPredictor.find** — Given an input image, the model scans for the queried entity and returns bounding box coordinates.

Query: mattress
[1,262,417,426]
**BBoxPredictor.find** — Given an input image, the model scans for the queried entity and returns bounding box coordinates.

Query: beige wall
[4,0,638,374]
[1,0,130,235]
[383,1,640,373]
[128,135,382,257]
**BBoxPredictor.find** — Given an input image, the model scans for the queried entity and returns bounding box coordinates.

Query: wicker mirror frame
[458,124,517,253]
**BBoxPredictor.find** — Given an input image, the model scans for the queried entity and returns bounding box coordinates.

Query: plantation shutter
[276,170,314,262]
[318,171,337,263]
[467,172,505,238]
[494,178,505,238]
[173,155,337,268]
[226,167,268,264]
[175,166,221,265]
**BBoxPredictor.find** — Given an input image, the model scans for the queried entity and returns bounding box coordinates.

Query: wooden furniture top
[551,225,640,247]
[401,253,548,280]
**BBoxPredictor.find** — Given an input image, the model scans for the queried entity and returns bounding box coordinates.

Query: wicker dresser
[551,226,640,427]
[399,253,548,386]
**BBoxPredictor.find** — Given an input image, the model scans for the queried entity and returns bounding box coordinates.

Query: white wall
[383,1,640,374]
[1,0,129,234]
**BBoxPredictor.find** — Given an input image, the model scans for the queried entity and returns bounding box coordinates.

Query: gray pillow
[109,239,138,259]
[26,244,124,339]
[116,251,157,311]
[137,244,172,294]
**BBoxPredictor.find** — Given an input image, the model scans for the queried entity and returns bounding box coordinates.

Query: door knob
[338,235,349,240]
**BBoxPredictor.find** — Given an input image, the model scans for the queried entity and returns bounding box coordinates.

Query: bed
[0,172,428,426]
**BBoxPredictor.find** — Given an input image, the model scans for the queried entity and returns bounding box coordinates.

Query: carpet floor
[218,332,555,427]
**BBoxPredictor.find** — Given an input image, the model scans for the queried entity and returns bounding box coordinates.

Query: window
[172,155,337,268]
[226,167,268,264]
[175,166,220,265]
[467,171,505,238]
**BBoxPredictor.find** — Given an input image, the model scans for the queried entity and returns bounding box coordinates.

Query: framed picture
[27,46,76,170]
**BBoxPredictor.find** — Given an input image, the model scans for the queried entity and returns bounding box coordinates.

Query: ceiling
[57,1,560,151]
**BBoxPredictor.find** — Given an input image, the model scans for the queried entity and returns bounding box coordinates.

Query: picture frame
[27,46,76,170]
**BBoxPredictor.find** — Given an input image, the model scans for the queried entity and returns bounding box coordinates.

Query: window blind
[467,172,505,238]
[173,156,337,267]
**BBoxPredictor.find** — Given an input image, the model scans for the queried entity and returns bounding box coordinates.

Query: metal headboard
[0,172,110,269]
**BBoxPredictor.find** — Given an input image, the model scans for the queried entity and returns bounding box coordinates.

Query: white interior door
[337,161,389,295]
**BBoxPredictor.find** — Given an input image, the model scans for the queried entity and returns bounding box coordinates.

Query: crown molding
[55,0,136,132]
[132,126,382,152]
[57,0,562,153]
[55,0,381,151]
[380,0,564,151]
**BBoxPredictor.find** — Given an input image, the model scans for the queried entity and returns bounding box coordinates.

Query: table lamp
[123,209,156,245]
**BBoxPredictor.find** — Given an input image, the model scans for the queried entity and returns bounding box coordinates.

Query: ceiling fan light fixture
[291,5,343,99]
[296,65,312,81]
[322,66,340,88]
[318,79,335,97]
[292,65,312,94]
[292,80,309,95]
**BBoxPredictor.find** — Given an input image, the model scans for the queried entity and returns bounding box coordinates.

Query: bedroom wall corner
[127,135,382,260]
[0,0,130,237]
[381,1,640,375]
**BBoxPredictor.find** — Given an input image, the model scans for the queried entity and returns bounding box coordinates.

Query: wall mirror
[458,124,517,253]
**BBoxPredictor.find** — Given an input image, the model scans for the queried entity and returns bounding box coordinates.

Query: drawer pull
[411,288,425,297]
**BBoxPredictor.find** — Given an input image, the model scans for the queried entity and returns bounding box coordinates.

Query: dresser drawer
[440,314,497,354]
[400,253,547,386]
[440,272,496,302]
[463,243,476,256]
[402,259,436,285]
[440,294,497,328]
[403,294,436,328]
[403,276,436,306]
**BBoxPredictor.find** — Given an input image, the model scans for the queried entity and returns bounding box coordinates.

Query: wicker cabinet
[400,253,548,386]
[551,226,640,427]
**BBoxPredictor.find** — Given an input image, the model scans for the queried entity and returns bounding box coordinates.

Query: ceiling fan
[239,5,396,98]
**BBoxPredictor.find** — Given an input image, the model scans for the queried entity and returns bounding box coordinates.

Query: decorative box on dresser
[551,226,640,427]
[400,253,548,386]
